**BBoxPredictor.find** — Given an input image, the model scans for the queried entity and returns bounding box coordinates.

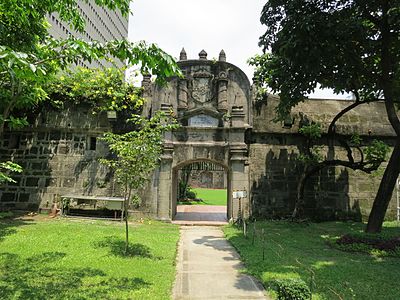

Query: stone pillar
[141,74,152,116]
[178,78,188,110]
[229,145,249,220]
[160,103,174,142]
[141,74,152,96]
[218,72,228,113]
[157,144,173,220]
[231,106,245,127]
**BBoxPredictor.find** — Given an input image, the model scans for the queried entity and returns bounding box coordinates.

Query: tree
[0,0,181,183]
[0,0,180,135]
[294,122,389,219]
[253,1,400,232]
[46,67,144,112]
[100,112,179,255]
[0,162,22,184]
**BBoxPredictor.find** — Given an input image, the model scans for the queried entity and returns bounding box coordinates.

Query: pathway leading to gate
[173,226,268,300]
[173,205,228,225]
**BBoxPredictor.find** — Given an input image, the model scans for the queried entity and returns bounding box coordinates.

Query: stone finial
[199,49,207,60]
[219,49,226,62]
[179,48,187,61]
[141,74,151,86]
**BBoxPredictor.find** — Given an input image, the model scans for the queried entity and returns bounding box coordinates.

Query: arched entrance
[139,50,252,221]
[171,159,232,222]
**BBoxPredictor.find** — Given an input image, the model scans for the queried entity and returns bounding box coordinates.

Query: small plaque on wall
[233,191,247,198]
[188,114,218,127]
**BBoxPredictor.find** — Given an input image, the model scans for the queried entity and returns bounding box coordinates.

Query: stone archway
[171,159,231,221]
[139,49,252,221]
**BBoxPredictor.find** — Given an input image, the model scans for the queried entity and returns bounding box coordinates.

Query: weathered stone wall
[0,104,116,211]
[188,170,226,189]
[1,53,398,222]
[250,95,398,220]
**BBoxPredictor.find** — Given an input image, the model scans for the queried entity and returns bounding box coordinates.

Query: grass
[0,215,179,299]
[0,211,14,219]
[224,221,400,300]
[178,188,227,206]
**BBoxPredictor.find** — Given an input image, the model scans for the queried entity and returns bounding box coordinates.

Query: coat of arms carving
[191,71,213,104]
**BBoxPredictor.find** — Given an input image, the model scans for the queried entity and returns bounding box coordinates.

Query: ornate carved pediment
[185,107,220,117]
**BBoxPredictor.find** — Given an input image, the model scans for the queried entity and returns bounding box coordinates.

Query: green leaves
[365,140,390,166]
[1,2,181,136]
[46,67,142,112]
[101,111,179,195]
[254,0,399,119]
[0,161,22,184]
[298,123,322,140]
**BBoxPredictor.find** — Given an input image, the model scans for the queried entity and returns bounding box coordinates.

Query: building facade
[47,1,129,68]
[0,49,397,222]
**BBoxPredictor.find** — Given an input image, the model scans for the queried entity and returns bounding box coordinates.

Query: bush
[269,278,311,300]
[0,211,14,219]
[178,181,197,200]
[186,189,196,200]
[334,233,400,256]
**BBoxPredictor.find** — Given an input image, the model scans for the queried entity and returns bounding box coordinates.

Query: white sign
[233,191,247,198]
[188,114,218,127]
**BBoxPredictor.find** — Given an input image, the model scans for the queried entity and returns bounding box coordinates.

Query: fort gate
[140,49,251,220]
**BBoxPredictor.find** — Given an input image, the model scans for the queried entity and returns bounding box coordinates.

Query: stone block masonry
[0,50,398,221]
[0,104,116,211]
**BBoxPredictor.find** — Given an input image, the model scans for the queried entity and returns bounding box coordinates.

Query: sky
[128,0,349,99]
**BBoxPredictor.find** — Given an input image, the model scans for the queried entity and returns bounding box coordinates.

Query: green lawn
[0,216,179,299]
[178,188,227,206]
[224,221,400,300]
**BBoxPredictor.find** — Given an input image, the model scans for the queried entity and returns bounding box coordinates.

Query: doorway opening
[172,160,230,223]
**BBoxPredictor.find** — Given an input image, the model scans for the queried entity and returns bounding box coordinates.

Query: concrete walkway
[173,226,268,300]
[172,205,228,226]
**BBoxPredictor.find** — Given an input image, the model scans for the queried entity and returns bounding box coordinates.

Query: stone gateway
[0,49,397,221]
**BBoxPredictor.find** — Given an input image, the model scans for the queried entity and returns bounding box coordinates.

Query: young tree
[253,1,400,232]
[101,112,179,255]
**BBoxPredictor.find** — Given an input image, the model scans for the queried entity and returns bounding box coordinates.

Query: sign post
[232,190,247,226]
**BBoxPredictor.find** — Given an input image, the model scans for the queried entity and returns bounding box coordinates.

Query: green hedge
[269,278,311,300]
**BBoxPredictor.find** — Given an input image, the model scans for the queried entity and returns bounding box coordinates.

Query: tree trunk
[125,199,129,254]
[292,165,324,219]
[366,140,400,233]
[292,167,308,219]
[124,183,131,255]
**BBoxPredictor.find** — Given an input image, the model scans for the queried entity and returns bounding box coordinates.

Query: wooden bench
[60,195,125,221]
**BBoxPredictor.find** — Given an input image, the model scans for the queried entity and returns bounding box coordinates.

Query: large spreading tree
[0,0,179,135]
[252,0,400,232]
[0,0,180,181]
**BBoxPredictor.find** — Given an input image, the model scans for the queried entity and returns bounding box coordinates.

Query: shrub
[186,189,196,200]
[334,233,400,257]
[269,278,311,300]
[0,211,14,219]
[178,181,197,200]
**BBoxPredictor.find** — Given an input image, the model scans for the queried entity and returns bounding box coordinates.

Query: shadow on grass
[94,236,161,259]
[0,251,150,299]
[0,215,36,242]
[225,221,400,299]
